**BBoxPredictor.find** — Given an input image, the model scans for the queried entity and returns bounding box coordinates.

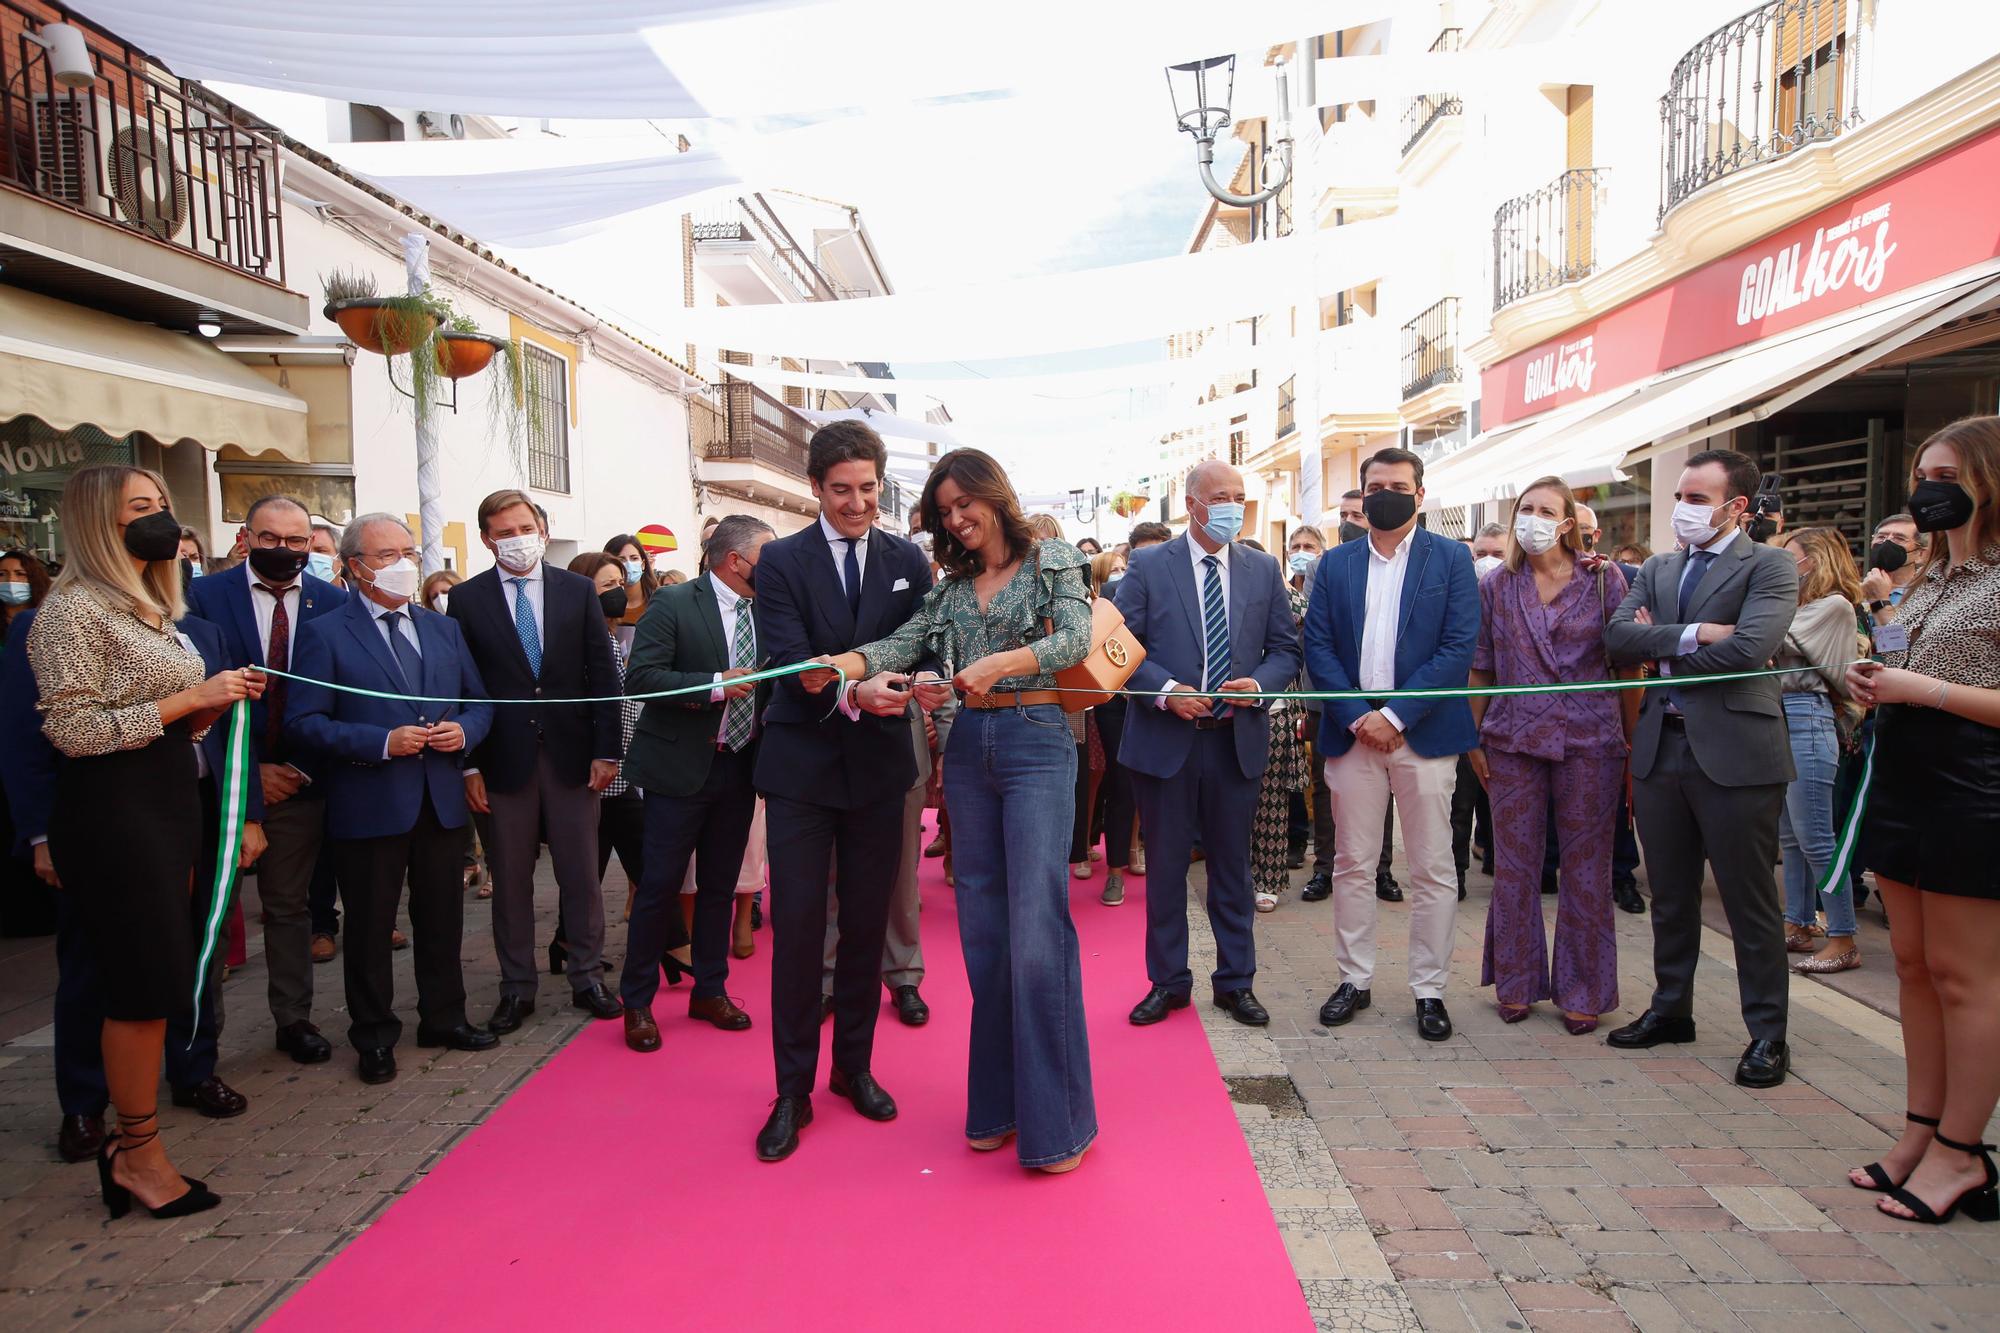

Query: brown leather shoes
[57,1113,105,1163]
[310,933,336,964]
[689,994,753,1031]
[171,1077,250,1119]
[624,1007,662,1053]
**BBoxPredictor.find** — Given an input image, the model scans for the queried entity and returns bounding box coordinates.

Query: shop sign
[1484,122,2000,428]
[0,437,88,477]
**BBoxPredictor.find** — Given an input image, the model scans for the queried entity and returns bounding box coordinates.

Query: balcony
[1310,115,1398,221]
[1275,376,1296,439]
[1659,0,1864,222]
[0,1,305,333]
[1317,320,1401,436]
[692,194,839,305]
[1401,29,1463,156]
[1400,298,1463,423]
[1493,168,1608,311]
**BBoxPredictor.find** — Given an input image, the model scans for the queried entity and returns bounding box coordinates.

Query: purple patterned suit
[1474,559,1629,1015]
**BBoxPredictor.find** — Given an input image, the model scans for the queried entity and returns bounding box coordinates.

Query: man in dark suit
[751,421,934,1162]
[1604,449,1799,1088]
[1113,459,1302,1030]
[1302,447,1479,1043]
[449,490,625,1032]
[287,515,497,1085]
[185,495,345,1067]
[1572,502,1644,914]
[618,514,777,1053]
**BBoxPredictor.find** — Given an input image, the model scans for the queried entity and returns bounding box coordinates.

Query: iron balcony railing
[1659,0,1864,221]
[691,193,840,303]
[1275,375,1297,438]
[699,378,814,478]
[0,0,286,284]
[1401,298,1462,401]
[1401,28,1463,155]
[1493,168,1608,310]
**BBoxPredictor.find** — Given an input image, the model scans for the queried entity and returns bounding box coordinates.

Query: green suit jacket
[623,575,767,799]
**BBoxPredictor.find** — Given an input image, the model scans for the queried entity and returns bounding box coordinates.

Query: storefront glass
[1574,458,1653,559]
[0,419,139,566]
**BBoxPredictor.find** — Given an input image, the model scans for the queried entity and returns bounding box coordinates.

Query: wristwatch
[1867,599,1891,613]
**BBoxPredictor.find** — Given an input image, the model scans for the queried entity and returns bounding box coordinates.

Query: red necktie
[258,584,290,755]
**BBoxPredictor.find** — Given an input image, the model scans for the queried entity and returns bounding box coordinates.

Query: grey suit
[1605,532,1799,1040]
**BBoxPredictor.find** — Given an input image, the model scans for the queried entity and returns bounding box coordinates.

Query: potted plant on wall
[1111,489,1150,518]
[321,268,439,357]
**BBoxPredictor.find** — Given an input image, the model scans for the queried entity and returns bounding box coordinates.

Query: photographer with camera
[1746,475,1785,544]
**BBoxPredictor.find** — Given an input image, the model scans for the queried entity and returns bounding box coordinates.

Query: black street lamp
[1165,54,1292,208]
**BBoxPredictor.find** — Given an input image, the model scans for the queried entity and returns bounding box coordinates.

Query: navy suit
[287,594,493,1050]
[1111,536,1301,996]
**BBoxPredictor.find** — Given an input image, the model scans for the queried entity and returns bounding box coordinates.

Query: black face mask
[1909,479,1977,533]
[1745,515,1779,544]
[1867,540,1908,574]
[1362,490,1417,532]
[598,587,629,621]
[1336,520,1367,545]
[122,510,183,562]
[247,545,310,583]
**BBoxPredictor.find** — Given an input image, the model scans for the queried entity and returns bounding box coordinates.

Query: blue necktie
[1666,549,1717,713]
[842,538,862,618]
[1201,555,1230,717]
[510,577,542,677]
[381,610,424,696]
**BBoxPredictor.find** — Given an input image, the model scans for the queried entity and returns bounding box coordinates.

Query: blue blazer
[186,564,346,776]
[1302,526,1480,760]
[284,594,493,840]
[1111,536,1302,781]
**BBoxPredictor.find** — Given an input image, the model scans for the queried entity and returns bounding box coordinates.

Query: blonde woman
[28,466,263,1219]
[1772,527,1864,973]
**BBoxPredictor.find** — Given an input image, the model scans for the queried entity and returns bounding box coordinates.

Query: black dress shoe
[358,1047,397,1085]
[171,1077,249,1118]
[487,994,535,1035]
[891,985,930,1027]
[829,1069,898,1121]
[275,1020,333,1064]
[1213,988,1270,1026]
[1735,1039,1790,1088]
[757,1095,813,1162]
[820,994,835,1025]
[1457,867,1468,901]
[1416,998,1453,1042]
[1375,876,1404,903]
[751,899,763,930]
[1318,983,1371,1027]
[547,939,567,976]
[572,982,624,1020]
[1613,879,1645,914]
[1300,871,1331,902]
[1286,844,1307,870]
[57,1114,106,1163]
[1128,985,1191,1026]
[416,1022,499,1051]
[1606,1011,1697,1049]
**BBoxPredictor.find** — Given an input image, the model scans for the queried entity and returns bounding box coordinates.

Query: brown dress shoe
[57,1114,105,1163]
[310,933,337,964]
[689,994,753,1031]
[624,1007,662,1053]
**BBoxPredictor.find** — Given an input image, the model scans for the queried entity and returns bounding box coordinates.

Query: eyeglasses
[363,549,418,565]
[252,532,311,552]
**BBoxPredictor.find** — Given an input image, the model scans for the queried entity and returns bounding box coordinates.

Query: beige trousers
[1324,743,1460,998]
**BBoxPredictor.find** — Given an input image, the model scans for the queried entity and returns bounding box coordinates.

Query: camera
[1746,473,1784,543]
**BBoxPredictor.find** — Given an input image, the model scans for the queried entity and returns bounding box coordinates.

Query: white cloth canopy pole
[400,233,447,577]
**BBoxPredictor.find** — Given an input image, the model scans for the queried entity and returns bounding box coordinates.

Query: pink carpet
[268,823,1312,1332]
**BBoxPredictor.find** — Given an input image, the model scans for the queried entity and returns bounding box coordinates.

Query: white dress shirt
[246,564,302,661]
[1357,528,1415,732]
[819,513,869,597]
[499,559,546,651]
[1158,535,1235,707]
[708,571,756,703]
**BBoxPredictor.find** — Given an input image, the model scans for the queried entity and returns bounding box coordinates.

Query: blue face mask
[306,552,337,581]
[623,558,644,584]
[1197,499,1244,545]
[0,580,30,606]
[1288,551,1315,577]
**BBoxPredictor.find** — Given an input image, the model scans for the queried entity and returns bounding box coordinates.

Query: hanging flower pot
[325,298,438,358]
[436,331,508,380]
[1111,490,1151,518]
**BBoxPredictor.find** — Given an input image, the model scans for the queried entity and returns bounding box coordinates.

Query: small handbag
[1054,597,1147,709]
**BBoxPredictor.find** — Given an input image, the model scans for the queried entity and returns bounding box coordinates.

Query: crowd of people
[3,413,1996,1228]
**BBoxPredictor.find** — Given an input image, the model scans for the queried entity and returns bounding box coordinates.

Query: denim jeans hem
[967,1119,1016,1140]
[1018,1126,1099,1169]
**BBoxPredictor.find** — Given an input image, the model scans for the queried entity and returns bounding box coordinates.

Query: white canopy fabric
[795,407,960,446]
[1309,42,1605,108]
[721,337,1300,400]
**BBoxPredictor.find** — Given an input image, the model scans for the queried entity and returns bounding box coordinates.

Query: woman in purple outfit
[1466,476,1631,1034]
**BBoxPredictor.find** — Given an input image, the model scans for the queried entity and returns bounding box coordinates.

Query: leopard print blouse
[1884,543,2000,690]
[28,582,206,758]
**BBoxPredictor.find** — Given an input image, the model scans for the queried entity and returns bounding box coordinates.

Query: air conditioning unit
[417,110,466,140]
[32,94,196,246]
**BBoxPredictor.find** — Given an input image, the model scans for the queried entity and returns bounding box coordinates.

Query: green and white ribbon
[1816,731,1875,898]
[1045,659,1867,702]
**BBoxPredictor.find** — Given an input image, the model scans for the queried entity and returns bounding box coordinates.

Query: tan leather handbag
[1054,597,1147,709]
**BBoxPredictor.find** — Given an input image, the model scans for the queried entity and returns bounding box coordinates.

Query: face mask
[186,559,204,577]
[367,557,420,602]
[0,580,29,606]
[1908,479,1977,533]
[493,532,546,573]
[1745,515,1778,545]
[432,592,450,614]
[306,552,337,582]
[1867,540,1907,573]
[247,545,309,583]
[1288,551,1316,577]
[1474,554,1504,580]
[599,587,629,621]
[1671,499,1732,549]
[1194,499,1244,545]
[1362,489,1417,531]
[1513,513,1563,555]
[122,510,183,562]
[1337,520,1367,544]
[622,558,644,584]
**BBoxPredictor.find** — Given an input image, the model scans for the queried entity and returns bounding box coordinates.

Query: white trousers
[1324,743,1460,998]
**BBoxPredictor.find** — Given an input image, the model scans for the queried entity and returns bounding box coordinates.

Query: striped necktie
[720,598,755,751]
[1201,555,1230,715]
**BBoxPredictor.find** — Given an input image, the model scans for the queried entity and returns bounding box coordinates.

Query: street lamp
[1068,487,1100,524]
[1165,54,1292,208]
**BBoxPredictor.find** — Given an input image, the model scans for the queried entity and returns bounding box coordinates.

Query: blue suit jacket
[285,594,493,840]
[1302,526,1480,760]
[1111,536,1302,781]
[186,564,346,776]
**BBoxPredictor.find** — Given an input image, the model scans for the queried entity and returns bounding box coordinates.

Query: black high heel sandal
[1852,1112,1941,1192]
[661,952,693,985]
[1880,1131,2000,1225]
[548,939,568,976]
[96,1113,220,1221]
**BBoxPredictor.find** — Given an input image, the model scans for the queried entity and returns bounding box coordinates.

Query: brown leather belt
[1192,716,1235,730]
[964,689,1065,710]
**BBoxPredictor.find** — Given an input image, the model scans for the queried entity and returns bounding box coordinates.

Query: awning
[0,284,308,461]
[1426,269,2000,507]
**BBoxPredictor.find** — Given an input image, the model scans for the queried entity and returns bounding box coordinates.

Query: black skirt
[48,728,201,1020]
[1861,704,2000,901]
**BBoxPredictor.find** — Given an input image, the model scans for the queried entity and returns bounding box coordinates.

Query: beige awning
[0,284,308,461]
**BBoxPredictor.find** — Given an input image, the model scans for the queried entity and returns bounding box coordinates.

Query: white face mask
[432,591,450,614]
[1513,513,1563,555]
[369,558,420,602]
[1671,500,1731,549]
[493,532,546,573]
[1473,554,1504,580]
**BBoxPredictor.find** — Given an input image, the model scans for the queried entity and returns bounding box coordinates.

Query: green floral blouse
[856,538,1093,690]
